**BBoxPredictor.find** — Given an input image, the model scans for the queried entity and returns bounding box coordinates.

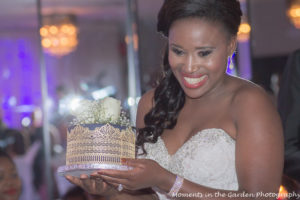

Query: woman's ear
[228,36,237,56]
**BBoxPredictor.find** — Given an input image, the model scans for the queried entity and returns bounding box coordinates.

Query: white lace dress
[139,129,239,200]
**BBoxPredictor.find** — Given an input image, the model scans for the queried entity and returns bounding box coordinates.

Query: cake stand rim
[57,163,132,176]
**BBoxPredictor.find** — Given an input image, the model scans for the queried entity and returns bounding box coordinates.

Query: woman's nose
[184,55,198,73]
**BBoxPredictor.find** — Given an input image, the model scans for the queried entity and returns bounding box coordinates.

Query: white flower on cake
[70,97,130,126]
[102,97,121,122]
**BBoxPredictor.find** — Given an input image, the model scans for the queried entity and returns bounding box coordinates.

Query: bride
[66,0,284,199]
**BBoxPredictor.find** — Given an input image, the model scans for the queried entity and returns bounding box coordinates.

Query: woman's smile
[182,74,208,89]
[3,188,18,196]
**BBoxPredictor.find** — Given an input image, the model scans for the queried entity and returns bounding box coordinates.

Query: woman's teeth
[184,75,206,84]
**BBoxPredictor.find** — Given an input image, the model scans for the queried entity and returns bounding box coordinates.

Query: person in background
[62,186,108,200]
[0,149,22,200]
[1,128,41,200]
[62,186,88,200]
[1,129,26,157]
[278,48,300,183]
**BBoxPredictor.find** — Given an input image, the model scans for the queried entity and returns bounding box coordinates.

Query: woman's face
[168,17,236,99]
[0,157,22,200]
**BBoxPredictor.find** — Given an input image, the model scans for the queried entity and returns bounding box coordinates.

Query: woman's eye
[172,48,184,56]
[198,50,212,57]
[11,172,18,179]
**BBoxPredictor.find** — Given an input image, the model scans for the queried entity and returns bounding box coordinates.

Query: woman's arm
[233,86,284,196]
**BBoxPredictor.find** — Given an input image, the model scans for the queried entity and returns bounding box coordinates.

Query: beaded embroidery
[66,123,135,166]
[140,128,238,200]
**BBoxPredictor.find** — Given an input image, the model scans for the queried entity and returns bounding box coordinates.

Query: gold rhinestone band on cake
[66,123,135,166]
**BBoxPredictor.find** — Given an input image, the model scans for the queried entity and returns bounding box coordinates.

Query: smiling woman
[0,149,22,200]
[66,1,284,199]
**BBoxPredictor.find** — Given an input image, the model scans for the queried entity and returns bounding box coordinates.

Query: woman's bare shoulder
[229,76,272,109]
[229,76,282,137]
[225,76,280,127]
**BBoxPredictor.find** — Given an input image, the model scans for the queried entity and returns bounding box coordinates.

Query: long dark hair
[137,0,242,154]
[0,148,14,164]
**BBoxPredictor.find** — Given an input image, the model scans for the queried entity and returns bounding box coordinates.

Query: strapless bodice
[139,128,239,200]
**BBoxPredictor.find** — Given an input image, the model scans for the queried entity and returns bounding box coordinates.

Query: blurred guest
[1,129,25,156]
[278,49,300,183]
[62,186,107,200]
[63,186,88,200]
[0,149,22,200]
[1,128,41,200]
[29,108,62,199]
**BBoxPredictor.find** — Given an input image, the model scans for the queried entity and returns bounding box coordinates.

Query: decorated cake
[58,97,135,176]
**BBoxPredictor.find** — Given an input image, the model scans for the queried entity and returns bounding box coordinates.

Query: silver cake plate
[57,164,133,177]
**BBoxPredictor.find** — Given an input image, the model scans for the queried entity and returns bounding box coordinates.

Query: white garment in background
[140,128,238,200]
[14,141,41,200]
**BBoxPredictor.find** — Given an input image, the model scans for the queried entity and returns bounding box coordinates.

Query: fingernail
[91,172,97,176]
[65,175,71,179]
[80,174,88,179]
[121,158,127,164]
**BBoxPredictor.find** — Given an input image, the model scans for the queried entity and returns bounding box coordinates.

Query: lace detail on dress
[139,128,238,200]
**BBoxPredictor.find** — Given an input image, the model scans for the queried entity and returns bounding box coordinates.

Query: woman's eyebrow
[170,44,215,50]
[170,44,183,48]
[195,46,215,50]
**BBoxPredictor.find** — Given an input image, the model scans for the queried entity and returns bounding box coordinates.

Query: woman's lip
[3,188,17,195]
[181,75,208,89]
[180,72,204,78]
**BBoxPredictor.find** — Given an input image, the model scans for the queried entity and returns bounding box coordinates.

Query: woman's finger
[97,169,134,179]
[108,181,131,191]
[82,176,107,194]
[100,174,136,190]
[122,158,144,168]
[80,174,89,180]
[92,177,105,191]
[78,174,93,190]
[99,174,128,185]
[65,175,84,187]
[90,171,102,179]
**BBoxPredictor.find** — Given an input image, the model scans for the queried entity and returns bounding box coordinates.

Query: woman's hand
[95,158,175,192]
[65,173,117,197]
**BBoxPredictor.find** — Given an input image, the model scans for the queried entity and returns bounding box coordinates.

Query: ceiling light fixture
[40,14,78,57]
[287,0,300,29]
